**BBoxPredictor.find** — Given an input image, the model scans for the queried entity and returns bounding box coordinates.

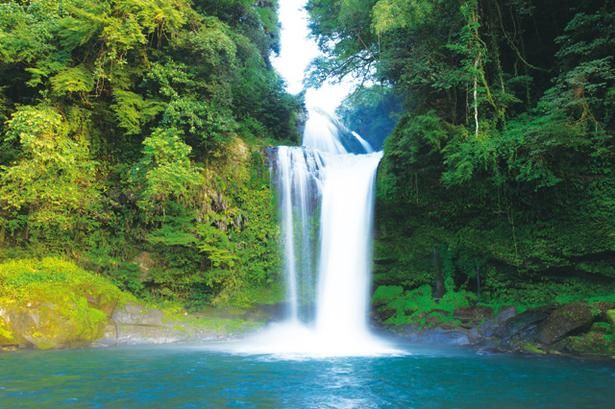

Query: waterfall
[239,116,396,357]
[276,131,381,330]
[276,147,324,322]
[314,151,382,339]
[223,0,398,357]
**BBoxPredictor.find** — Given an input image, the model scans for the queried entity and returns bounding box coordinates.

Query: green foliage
[373,284,476,327]
[372,0,432,35]
[135,127,203,216]
[111,90,164,136]
[307,0,615,317]
[193,140,280,308]
[50,65,95,95]
[0,0,295,311]
[0,105,101,246]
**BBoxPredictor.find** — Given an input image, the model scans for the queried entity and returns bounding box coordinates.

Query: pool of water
[0,343,613,408]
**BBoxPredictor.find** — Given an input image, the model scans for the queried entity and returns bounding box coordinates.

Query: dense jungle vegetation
[0,0,300,309]
[0,0,613,330]
[308,0,614,323]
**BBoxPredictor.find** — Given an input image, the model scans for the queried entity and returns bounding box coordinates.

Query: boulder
[494,307,553,342]
[564,330,615,355]
[496,306,518,323]
[4,297,106,349]
[607,309,615,326]
[537,303,594,345]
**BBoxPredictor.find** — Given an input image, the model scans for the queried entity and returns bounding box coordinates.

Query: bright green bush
[373,284,476,327]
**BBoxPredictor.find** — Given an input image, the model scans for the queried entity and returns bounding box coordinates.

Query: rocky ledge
[93,303,230,347]
[0,300,262,352]
[390,302,615,359]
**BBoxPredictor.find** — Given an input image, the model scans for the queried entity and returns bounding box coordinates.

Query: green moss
[0,258,133,349]
[0,315,16,345]
[521,342,546,355]
[566,331,615,356]
[591,322,610,333]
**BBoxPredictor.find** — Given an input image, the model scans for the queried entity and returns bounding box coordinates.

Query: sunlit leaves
[136,127,203,214]
[0,2,54,64]
[186,16,237,72]
[372,0,432,35]
[50,65,95,95]
[111,90,164,135]
[0,105,101,240]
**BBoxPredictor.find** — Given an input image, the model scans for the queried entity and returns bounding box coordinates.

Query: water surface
[1,344,612,408]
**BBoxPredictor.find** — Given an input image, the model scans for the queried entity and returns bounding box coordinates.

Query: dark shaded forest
[307,0,614,323]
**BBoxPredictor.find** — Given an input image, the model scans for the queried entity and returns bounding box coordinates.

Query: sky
[271,0,355,115]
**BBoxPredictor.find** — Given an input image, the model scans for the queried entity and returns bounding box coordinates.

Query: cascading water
[223,0,398,357]
[314,151,382,340]
[233,118,395,357]
[276,146,324,322]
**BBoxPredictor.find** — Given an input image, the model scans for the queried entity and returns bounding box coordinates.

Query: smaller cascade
[351,131,374,153]
[275,147,324,322]
[302,108,346,154]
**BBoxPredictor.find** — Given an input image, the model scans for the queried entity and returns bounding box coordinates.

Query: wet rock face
[95,302,226,347]
[97,323,189,347]
[477,307,517,338]
[494,307,554,343]
[111,303,164,326]
[537,303,594,345]
[242,303,287,322]
[454,306,493,328]
[395,325,471,346]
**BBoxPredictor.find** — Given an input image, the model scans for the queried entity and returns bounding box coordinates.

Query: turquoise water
[0,344,613,408]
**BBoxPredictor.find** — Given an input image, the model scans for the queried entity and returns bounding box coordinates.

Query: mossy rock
[537,303,594,345]
[607,309,615,326]
[565,331,615,356]
[590,322,611,333]
[520,342,546,355]
[0,314,17,346]
[7,285,107,349]
[0,258,132,349]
